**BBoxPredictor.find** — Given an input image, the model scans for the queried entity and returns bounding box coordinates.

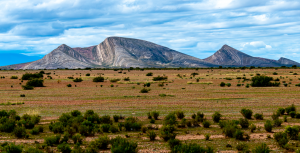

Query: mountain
[0,37,218,69]
[204,45,300,67]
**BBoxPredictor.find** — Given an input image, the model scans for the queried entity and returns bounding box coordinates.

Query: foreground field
[1,68,300,152]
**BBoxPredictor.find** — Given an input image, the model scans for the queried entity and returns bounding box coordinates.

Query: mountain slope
[204,45,299,67]
[1,37,218,69]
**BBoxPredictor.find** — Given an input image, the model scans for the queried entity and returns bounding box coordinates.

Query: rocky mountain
[0,37,218,69]
[1,38,299,70]
[204,45,300,67]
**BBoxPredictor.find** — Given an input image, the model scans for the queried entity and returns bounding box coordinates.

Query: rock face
[204,45,300,67]
[1,37,218,69]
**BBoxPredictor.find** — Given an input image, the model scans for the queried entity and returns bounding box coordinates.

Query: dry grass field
[1,68,300,152]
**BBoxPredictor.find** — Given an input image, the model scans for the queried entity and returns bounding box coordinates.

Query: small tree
[212,112,222,123]
[264,120,272,132]
[240,108,253,119]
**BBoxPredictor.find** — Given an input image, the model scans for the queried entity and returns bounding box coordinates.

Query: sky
[0,0,300,66]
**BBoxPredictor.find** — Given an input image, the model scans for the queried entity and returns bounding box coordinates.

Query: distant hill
[0,37,218,69]
[1,38,299,70]
[204,45,300,67]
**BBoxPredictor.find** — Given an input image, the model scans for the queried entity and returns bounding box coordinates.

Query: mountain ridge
[0,37,299,69]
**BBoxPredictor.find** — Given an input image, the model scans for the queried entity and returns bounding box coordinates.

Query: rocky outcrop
[278,57,300,66]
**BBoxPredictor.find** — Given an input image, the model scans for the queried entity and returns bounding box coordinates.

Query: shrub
[66,84,72,87]
[271,112,279,120]
[23,147,44,153]
[152,76,168,81]
[176,111,185,119]
[67,77,74,79]
[212,112,222,123]
[44,135,61,146]
[240,108,253,119]
[111,136,138,153]
[49,122,64,134]
[285,126,299,140]
[168,139,181,149]
[252,143,270,153]
[205,134,210,140]
[57,142,72,153]
[72,133,84,144]
[251,75,279,87]
[273,119,282,127]
[93,76,104,82]
[277,108,285,115]
[146,72,153,76]
[113,115,120,122]
[151,111,160,120]
[73,78,83,82]
[88,135,110,150]
[123,77,130,81]
[234,129,244,140]
[239,118,249,128]
[30,127,40,135]
[140,88,150,93]
[273,132,288,147]
[148,131,157,141]
[10,76,18,79]
[101,124,111,133]
[124,117,142,131]
[172,143,210,153]
[226,83,231,87]
[160,125,176,141]
[110,78,121,83]
[285,104,296,115]
[86,73,90,76]
[22,85,34,90]
[236,143,249,152]
[100,115,112,124]
[164,113,177,125]
[2,143,23,153]
[203,120,211,128]
[264,120,272,132]
[13,126,27,138]
[220,82,226,87]
[254,113,263,120]
[250,124,256,132]
[284,115,287,122]
[22,73,43,80]
[290,111,296,118]
[26,79,44,87]
[110,125,119,133]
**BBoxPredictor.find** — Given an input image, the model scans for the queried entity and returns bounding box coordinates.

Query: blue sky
[0,0,300,66]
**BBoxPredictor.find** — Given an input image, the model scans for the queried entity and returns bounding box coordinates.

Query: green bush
[111,136,138,153]
[140,88,150,93]
[176,111,185,119]
[251,75,279,87]
[172,143,211,153]
[88,135,110,151]
[273,132,288,147]
[164,112,177,125]
[203,120,211,128]
[66,84,72,87]
[124,117,142,131]
[110,125,119,133]
[93,76,104,82]
[67,77,74,79]
[49,122,64,134]
[44,135,61,146]
[57,142,72,153]
[290,111,296,118]
[250,124,256,132]
[226,83,231,87]
[22,73,43,80]
[72,133,84,144]
[110,78,121,83]
[264,120,272,132]
[30,127,40,135]
[160,125,176,141]
[86,73,90,76]
[239,118,249,128]
[10,76,18,79]
[285,126,299,140]
[212,112,222,123]
[286,104,296,115]
[240,108,253,119]
[168,139,181,150]
[123,77,130,81]
[252,143,270,153]
[254,113,263,120]
[234,129,244,140]
[148,131,157,141]
[277,108,285,115]
[13,126,27,138]
[26,79,44,87]
[153,75,168,81]
[23,147,44,153]
[146,72,153,76]
[2,143,23,153]
[113,115,120,122]
[220,82,226,87]
[236,143,249,152]
[273,119,282,127]
[101,124,111,133]
[151,111,160,120]
[73,78,83,82]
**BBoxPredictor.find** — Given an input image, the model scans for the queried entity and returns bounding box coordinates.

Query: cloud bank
[0,0,300,64]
